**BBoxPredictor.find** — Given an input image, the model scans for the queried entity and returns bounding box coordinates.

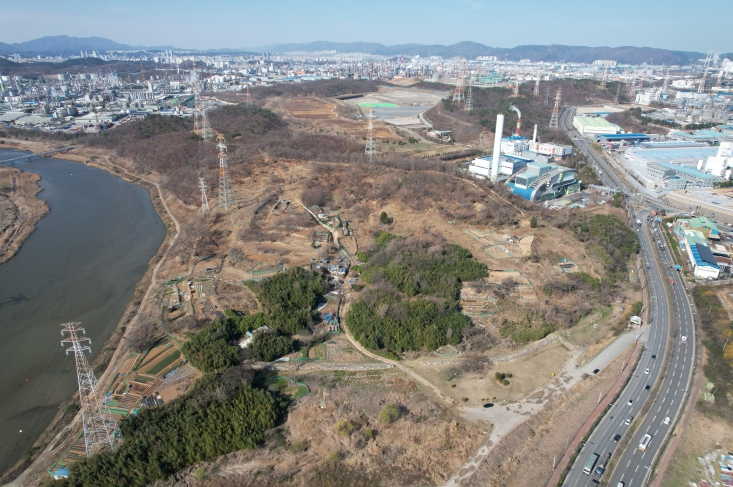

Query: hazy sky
[2,0,731,53]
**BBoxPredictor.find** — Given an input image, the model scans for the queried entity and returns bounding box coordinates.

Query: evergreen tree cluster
[58,373,280,487]
[347,236,487,355]
[182,267,326,371]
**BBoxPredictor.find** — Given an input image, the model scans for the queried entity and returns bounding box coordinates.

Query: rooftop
[573,116,620,129]
[657,162,722,180]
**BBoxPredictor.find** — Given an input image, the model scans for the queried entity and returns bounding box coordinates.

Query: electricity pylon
[465,75,473,111]
[60,322,119,456]
[364,109,377,161]
[192,61,212,140]
[533,71,540,96]
[452,73,465,103]
[600,65,608,88]
[549,88,561,129]
[217,140,237,211]
[199,177,209,214]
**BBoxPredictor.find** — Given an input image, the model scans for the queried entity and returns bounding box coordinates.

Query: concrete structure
[469,153,540,179]
[506,162,579,202]
[501,135,529,155]
[528,140,573,158]
[572,116,621,136]
[703,141,733,178]
[491,113,504,183]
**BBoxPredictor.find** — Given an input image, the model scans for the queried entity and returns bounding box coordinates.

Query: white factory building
[573,116,622,136]
[702,141,733,178]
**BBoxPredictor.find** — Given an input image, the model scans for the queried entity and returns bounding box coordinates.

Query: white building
[703,142,733,179]
[573,116,622,136]
[529,141,573,158]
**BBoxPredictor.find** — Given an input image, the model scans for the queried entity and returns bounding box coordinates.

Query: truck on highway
[639,433,653,452]
[669,277,675,286]
[583,453,600,475]
[595,452,612,476]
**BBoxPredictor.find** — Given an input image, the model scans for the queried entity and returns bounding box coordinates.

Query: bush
[631,301,643,316]
[334,420,357,437]
[378,404,400,424]
[193,467,205,481]
[379,211,390,224]
[530,216,538,228]
[291,439,308,453]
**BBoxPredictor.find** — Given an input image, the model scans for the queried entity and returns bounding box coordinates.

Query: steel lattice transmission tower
[698,50,713,94]
[545,87,550,105]
[600,65,608,88]
[452,73,465,103]
[217,141,237,210]
[465,75,473,111]
[512,79,520,97]
[60,323,119,456]
[549,88,561,129]
[199,177,210,214]
[245,83,252,106]
[364,109,377,161]
[192,63,213,140]
[533,70,540,96]
[615,84,621,105]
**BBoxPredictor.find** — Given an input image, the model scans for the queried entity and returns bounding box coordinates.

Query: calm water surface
[0,149,165,473]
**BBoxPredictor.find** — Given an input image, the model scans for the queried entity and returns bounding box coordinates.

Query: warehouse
[572,116,621,136]
[655,162,723,187]
[625,146,718,166]
[595,133,652,145]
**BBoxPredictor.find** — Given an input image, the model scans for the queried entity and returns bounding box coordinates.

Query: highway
[560,107,697,487]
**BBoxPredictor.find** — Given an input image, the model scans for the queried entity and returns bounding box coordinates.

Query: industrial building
[624,146,719,166]
[506,162,580,202]
[468,153,538,179]
[595,133,652,145]
[675,220,721,279]
[654,162,723,187]
[572,116,622,136]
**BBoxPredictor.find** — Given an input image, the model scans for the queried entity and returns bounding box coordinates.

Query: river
[0,149,165,474]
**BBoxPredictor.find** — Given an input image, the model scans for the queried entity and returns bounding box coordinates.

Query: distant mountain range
[0,36,719,66]
[260,41,708,65]
[0,35,177,55]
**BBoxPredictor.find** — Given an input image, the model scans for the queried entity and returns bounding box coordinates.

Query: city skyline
[3,0,732,54]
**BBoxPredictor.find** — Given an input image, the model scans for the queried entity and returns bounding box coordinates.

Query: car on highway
[663,417,671,425]
[613,434,621,442]
[645,385,651,390]
[627,399,634,406]
[645,368,650,374]
[593,369,600,374]
[625,416,633,425]
[483,403,494,408]
[652,354,657,359]
[681,335,687,343]
[617,482,625,487]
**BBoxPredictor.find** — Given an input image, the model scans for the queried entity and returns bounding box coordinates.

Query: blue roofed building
[678,228,720,279]
[506,162,579,202]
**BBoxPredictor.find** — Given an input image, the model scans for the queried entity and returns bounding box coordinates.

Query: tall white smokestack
[491,113,504,183]
[533,124,538,144]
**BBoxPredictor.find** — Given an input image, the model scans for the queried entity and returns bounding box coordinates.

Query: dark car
[593,369,600,374]
[613,434,621,442]
[652,354,656,359]
[645,385,651,390]
[483,403,494,408]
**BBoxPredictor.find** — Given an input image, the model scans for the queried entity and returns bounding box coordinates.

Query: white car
[645,368,650,374]
[627,399,634,405]
[681,336,687,342]
[663,417,671,425]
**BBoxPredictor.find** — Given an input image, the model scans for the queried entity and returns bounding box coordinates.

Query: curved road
[560,107,696,487]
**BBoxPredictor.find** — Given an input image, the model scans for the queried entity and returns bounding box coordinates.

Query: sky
[2,0,731,54]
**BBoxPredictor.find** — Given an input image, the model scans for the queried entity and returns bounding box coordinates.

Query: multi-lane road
[560,107,697,487]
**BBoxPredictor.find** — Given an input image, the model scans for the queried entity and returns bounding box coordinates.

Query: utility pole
[199,177,210,214]
[364,109,377,161]
[60,323,119,456]
[217,140,237,211]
